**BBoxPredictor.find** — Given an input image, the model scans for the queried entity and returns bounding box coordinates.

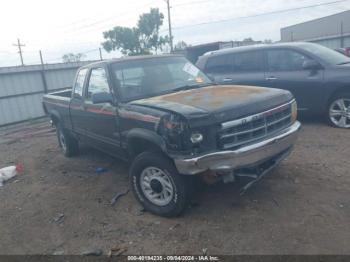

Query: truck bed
[42,89,73,130]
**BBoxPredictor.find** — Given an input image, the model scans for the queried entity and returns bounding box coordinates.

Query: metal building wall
[281,10,350,49]
[311,36,350,49]
[0,61,94,126]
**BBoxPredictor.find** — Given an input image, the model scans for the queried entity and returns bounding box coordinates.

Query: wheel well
[128,138,163,159]
[50,114,60,126]
[329,87,350,104]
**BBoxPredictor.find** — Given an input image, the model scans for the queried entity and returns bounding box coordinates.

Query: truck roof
[80,54,184,68]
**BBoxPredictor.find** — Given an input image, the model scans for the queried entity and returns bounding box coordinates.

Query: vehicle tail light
[345,48,350,57]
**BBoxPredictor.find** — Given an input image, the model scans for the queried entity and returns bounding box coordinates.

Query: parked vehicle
[196,42,350,128]
[43,55,300,217]
[335,47,350,57]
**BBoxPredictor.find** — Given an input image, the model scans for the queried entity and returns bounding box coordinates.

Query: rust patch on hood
[142,85,268,111]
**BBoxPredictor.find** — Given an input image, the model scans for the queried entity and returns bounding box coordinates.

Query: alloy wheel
[329,98,350,128]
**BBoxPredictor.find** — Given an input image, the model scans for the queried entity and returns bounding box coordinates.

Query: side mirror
[302,60,322,70]
[91,92,113,104]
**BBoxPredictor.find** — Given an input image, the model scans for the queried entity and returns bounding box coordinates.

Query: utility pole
[39,50,44,65]
[165,0,174,52]
[99,47,103,60]
[38,50,48,93]
[13,38,25,66]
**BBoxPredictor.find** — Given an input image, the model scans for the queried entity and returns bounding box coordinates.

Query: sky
[0,0,349,67]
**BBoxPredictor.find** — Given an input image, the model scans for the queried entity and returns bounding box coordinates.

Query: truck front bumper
[174,121,301,175]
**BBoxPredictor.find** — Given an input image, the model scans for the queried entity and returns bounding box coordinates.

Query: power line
[164,0,350,32]
[44,48,101,63]
[59,1,159,31]
[63,0,160,34]
[172,0,218,7]
[62,0,216,36]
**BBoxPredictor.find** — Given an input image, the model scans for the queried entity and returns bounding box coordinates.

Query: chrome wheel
[329,98,350,128]
[140,167,174,206]
[59,131,67,152]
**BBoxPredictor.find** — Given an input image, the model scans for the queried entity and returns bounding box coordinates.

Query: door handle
[266,76,278,81]
[223,78,233,82]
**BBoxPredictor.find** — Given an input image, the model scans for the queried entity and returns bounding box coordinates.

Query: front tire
[56,123,79,157]
[327,93,350,128]
[130,152,190,217]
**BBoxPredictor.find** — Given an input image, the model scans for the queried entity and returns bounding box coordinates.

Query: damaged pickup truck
[43,55,301,217]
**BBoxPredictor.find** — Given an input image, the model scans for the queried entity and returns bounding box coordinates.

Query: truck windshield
[111,56,212,102]
[301,43,350,65]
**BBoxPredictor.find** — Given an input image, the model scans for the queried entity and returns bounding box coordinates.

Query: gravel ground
[0,118,349,255]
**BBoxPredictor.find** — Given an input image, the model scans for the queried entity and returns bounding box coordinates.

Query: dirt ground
[0,117,349,255]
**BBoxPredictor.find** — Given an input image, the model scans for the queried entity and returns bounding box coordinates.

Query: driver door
[83,66,122,156]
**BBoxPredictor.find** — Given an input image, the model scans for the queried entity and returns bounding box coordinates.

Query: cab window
[73,68,88,97]
[232,51,264,72]
[205,55,232,74]
[86,68,110,100]
[267,49,310,71]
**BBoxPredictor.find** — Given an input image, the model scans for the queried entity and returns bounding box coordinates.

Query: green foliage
[102,8,169,56]
[102,27,141,55]
[174,41,188,51]
[62,53,86,62]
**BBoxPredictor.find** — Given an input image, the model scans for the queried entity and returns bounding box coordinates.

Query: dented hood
[131,85,293,126]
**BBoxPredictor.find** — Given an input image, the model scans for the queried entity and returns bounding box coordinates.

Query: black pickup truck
[43,55,301,217]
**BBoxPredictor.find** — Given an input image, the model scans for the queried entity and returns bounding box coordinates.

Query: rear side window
[73,68,88,97]
[86,68,110,99]
[115,67,144,89]
[267,49,310,71]
[232,51,264,72]
[205,55,232,74]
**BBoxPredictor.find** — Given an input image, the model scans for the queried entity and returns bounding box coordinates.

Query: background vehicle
[43,55,300,217]
[335,47,350,57]
[197,42,350,128]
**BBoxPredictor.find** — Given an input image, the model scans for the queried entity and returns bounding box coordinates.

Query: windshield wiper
[172,83,213,92]
[337,61,350,65]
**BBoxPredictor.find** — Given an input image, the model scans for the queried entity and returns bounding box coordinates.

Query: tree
[174,41,188,51]
[102,27,141,55]
[243,37,254,42]
[137,8,168,53]
[62,53,86,62]
[102,8,169,56]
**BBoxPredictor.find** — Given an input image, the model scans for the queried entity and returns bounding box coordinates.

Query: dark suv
[197,42,350,128]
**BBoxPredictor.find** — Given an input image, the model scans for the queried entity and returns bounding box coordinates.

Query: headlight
[190,132,203,144]
[158,114,188,151]
[291,100,298,123]
[160,114,186,133]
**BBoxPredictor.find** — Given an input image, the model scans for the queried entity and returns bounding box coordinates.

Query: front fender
[126,128,167,154]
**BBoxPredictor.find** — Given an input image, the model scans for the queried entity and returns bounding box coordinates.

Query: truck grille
[218,101,293,150]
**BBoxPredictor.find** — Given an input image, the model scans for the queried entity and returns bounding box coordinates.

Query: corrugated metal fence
[0,61,95,126]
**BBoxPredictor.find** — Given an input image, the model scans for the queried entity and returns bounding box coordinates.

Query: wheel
[56,123,79,157]
[130,151,190,217]
[327,93,350,128]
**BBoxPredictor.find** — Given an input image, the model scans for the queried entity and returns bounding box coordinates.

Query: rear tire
[327,93,350,128]
[56,123,79,157]
[130,151,190,217]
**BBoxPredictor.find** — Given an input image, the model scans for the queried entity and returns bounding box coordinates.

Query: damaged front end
[171,102,301,192]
